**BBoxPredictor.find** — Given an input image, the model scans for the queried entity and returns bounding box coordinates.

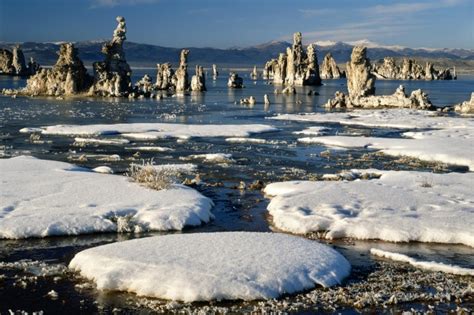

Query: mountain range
[1,39,473,68]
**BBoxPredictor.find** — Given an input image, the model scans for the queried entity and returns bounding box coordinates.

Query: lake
[0,70,473,314]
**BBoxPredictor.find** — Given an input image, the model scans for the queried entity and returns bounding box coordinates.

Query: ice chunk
[225,137,267,144]
[92,166,113,174]
[184,153,234,164]
[125,146,174,152]
[73,137,130,146]
[293,126,330,136]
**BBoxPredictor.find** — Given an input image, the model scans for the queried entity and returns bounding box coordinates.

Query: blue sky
[0,0,472,49]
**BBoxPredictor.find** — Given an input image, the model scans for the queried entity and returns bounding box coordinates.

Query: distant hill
[315,40,474,64]
[0,39,473,69]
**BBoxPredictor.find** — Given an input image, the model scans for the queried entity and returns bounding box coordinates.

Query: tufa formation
[263,32,321,87]
[373,57,456,80]
[0,46,39,76]
[320,53,345,79]
[325,46,433,110]
[89,16,132,97]
[24,43,91,96]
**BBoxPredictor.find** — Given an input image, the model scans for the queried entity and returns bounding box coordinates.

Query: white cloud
[368,0,465,15]
[281,17,419,44]
[291,0,468,46]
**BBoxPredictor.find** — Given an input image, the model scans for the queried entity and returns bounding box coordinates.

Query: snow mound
[264,170,474,247]
[0,156,213,239]
[184,153,234,164]
[69,232,350,301]
[370,248,474,276]
[92,166,113,174]
[20,123,277,140]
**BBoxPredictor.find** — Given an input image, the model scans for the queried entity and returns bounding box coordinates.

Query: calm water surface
[0,70,473,314]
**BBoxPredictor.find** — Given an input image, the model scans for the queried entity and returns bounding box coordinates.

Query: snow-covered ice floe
[271,109,474,130]
[73,137,130,146]
[299,130,474,170]
[124,146,174,152]
[20,123,277,140]
[0,156,213,239]
[293,126,330,136]
[272,109,474,170]
[69,232,350,301]
[370,248,474,276]
[183,153,234,164]
[264,169,474,247]
[225,137,267,144]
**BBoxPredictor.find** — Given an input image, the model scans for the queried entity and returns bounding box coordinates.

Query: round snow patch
[92,166,114,174]
[69,232,350,302]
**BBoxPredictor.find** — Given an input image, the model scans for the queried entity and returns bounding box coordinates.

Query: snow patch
[0,156,213,239]
[92,166,113,174]
[69,232,351,301]
[293,126,330,136]
[271,109,474,130]
[303,131,473,170]
[184,153,234,164]
[264,169,474,247]
[20,123,277,140]
[125,146,174,152]
[370,248,474,276]
[73,137,130,146]
[272,110,474,170]
[225,137,267,144]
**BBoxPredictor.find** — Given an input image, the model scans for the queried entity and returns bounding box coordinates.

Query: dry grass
[419,176,434,188]
[127,160,177,190]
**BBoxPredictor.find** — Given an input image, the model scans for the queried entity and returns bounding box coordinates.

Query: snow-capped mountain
[0,38,472,67]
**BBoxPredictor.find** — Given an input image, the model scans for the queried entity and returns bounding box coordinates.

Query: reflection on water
[0,71,473,313]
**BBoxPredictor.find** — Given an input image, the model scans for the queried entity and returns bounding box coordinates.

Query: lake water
[0,70,473,314]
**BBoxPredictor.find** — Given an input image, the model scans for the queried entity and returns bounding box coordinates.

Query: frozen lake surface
[0,70,473,313]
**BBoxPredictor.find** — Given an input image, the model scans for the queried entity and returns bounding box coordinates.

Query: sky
[0,0,473,49]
